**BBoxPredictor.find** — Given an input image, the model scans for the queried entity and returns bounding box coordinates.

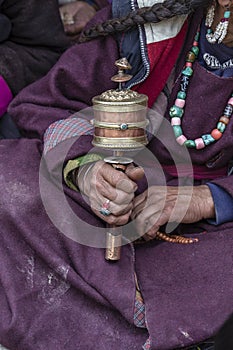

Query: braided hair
[78,0,212,43]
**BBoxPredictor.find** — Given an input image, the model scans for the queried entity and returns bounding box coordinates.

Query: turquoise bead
[207,28,212,34]
[224,11,231,18]
[173,125,183,138]
[169,105,184,118]
[202,134,215,146]
[182,67,193,77]
[120,123,128,130]
[191,46,199,56]
[195,32,200,41]
[184,140,196,148]
[217,122,226,133]
[177,91,186,100]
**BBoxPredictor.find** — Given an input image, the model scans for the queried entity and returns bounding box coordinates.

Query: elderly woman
[0,0,69,138]
[1,0,233,349]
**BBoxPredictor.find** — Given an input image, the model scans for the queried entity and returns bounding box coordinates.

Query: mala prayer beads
[169,29,233,149]
[155,231,198,244]
[134,231,199,245]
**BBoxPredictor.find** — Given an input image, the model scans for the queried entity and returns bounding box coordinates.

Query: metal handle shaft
[104,154,133,262]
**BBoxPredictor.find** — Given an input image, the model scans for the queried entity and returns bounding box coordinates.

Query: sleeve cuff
[206,182,233,225]
[63,153,103,191]
[0,76,13,117]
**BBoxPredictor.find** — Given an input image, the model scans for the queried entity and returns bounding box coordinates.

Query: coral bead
[194,138,205,149]
[211,129,223,140]
[171,117,181,126]
[228,97,233,106]
[175,98,185,108]
[176,135,187,145]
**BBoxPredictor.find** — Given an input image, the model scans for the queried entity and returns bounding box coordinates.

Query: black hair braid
[78,0,212,43]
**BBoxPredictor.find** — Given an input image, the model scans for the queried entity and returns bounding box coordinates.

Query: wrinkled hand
[78,160,144,226]
[131,185,215,240]
[59,1,96,36]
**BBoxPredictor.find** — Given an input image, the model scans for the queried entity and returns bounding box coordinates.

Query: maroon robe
[1,4,233,350]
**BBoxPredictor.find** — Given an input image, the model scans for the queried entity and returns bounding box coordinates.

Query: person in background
[59,0,109,38]
[0,0,69,138]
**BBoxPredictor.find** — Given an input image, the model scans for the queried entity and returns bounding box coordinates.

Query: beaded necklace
[169,29,233,149]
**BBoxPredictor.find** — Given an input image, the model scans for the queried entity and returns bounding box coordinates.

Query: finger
[141,220,161,241]
[93,178,135,206]
[131,201,147,220]
[133,202,161,225]
[91,196,133,217]
[146,224,160,239]
[92,207,132,226]
[64,24,82,35]
[133,190,148,205]
[133,205,162,236]
[125,164,145,181]
[131,191,148,218]
[97,162,138,194]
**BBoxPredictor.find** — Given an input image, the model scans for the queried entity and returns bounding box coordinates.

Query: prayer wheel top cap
[92,58,148,107]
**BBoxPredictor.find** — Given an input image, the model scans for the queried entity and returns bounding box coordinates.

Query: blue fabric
[85,0,98,6]
[206,183,233,225]
[0,113,21,139]
[112,0,148,88]
[0,13,11,42]
[198,20,233,77]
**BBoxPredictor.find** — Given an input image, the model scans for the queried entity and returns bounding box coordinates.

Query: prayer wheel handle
[104,154,133,261]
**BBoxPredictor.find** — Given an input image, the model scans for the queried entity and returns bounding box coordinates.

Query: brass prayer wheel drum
[92,90,148,149]
[91,58,148,150]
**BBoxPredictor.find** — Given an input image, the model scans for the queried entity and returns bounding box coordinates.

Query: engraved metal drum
[92,89,148,150]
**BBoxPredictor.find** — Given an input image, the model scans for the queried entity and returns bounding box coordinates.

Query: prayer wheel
[91,58,149,261]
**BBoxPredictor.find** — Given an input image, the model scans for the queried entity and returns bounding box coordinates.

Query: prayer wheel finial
[111,58,133,87]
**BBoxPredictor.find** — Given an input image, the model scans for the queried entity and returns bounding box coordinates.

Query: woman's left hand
[131,185,215,240]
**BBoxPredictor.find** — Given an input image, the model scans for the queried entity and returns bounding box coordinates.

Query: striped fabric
[134,298,146,328]
[142,337,152,350]
[134,289,151,349]
[43,116,93,154]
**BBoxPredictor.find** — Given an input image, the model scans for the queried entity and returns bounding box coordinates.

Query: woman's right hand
[59,1,96,37]
[77,160,144,226]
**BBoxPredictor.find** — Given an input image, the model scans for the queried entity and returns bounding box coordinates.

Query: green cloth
[63,153,103,191]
